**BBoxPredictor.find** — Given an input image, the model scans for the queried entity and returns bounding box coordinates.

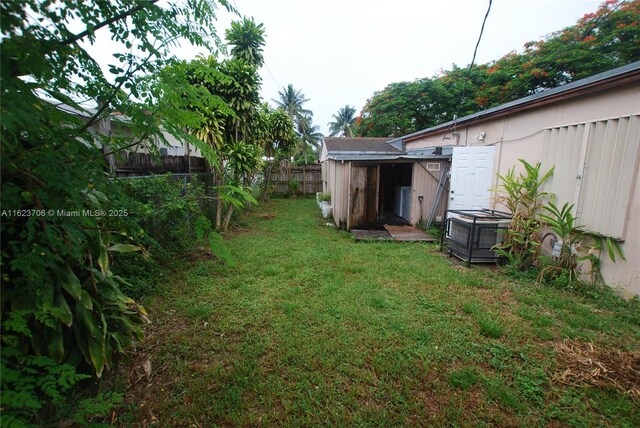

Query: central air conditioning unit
[441,209,512,266]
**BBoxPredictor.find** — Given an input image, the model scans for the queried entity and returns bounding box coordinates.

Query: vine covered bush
[108,174,235,298]
[0,0,229,424]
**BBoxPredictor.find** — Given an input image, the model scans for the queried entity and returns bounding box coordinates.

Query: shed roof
[391,60,640,144]
[322,137,453,161]
[323,137,400,155]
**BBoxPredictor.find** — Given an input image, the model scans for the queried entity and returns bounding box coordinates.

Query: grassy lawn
[118,198,640,426]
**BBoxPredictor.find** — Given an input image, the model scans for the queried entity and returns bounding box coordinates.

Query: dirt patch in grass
[117,301,210,425]
[552,339,640,400]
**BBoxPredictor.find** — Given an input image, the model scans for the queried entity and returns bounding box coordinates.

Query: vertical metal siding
[541,124,585,208]
[579,115,640,239]
[542,114,640,239]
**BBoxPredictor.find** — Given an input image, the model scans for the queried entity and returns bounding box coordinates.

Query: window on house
[541,114,640,240]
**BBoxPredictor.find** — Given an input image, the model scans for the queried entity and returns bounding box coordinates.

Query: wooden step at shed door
[349,164,379,229]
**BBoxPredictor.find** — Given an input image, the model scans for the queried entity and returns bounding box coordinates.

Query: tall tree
[176,16,266,231]
[296,112,323,164]
[258,105,298,200]
[274,84,321,166]
[274,84,311,123]
[225,16,266,68]
[328,105,356,137]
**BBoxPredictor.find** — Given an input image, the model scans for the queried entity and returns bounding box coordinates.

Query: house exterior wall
[404,81,640,296]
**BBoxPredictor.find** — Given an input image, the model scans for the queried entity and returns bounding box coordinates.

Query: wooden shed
[320,137,451,230]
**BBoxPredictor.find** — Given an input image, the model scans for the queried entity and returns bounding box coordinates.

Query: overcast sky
[198,0,600,135]
[84,0,603,135]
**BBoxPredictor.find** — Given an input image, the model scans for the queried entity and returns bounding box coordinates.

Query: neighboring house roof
[392,60,640,144]
[45,98,133,125]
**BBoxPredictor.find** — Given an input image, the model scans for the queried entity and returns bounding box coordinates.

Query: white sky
[209,0,603,135]
[87,0,603,135]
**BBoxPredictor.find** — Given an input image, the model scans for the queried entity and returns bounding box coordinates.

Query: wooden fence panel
[271,164,322,195]
[115,153,208,177]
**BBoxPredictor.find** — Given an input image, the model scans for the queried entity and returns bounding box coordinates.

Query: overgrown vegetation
[0,0,265,424]
[539,201,625,288]
[108,174,233,299]
[116,198,640,426]
[494,159,625,293]
[493,159,554,271]
[161,18,299,231]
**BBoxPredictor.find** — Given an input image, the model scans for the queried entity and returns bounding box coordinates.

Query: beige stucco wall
[405,82,640,296]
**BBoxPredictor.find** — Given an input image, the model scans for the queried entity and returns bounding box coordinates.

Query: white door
[450,146,495,210]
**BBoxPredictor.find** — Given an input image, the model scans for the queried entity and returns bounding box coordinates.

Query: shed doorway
[379,163,413,225]
[349,164,379,229]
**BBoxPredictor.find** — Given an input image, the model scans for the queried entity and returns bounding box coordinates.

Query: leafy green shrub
[1,347,90,425]
[1,178,149,376]
[494,159,554,271]
[539,202,625,288]
[110,174,210,254]
[2,346,126,426]
[111,251,165,299]
[108,175,235,292]
[318,192,331,202]
[0,0,227,425]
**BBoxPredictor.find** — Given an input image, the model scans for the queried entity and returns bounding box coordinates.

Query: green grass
[117,198,640,426]
[449,367,480,390]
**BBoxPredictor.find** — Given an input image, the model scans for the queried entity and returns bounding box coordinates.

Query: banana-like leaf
[87,336,106,378]
[53,264,82,301]
[56,294,74,327]
[79,290,93,310]
[76,303,98,338]
[73,321,90,362]
[605,238,626,262]
[48,324,65,362]
[98,232,108,274]
[108,243,142,253]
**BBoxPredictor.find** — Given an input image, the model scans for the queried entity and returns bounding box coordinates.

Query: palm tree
[225,17,266,67]
[274,84,311,122]
[328,105,356,137]
[297,112,323,163]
